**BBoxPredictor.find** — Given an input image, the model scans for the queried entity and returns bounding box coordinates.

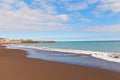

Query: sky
[0,0,120,41]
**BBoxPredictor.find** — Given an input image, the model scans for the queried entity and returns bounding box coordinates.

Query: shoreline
[6,44,120,63]
[0,45,120,80]
[5,44,120,72]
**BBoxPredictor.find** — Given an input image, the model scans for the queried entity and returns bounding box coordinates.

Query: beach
[0,45,120,80]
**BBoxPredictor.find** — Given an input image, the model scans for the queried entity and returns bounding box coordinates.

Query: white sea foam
[5,44,120,63]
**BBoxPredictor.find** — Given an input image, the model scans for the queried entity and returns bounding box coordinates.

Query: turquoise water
[22,41,120,53]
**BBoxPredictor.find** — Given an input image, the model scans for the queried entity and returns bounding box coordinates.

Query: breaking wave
[5,44,120,63]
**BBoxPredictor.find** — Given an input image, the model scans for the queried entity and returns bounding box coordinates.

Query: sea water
[20,41,120,53]
[5,41,120,72]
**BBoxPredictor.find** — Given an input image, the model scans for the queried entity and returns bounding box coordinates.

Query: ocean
[20,41,120,53]
[5,41,120,72]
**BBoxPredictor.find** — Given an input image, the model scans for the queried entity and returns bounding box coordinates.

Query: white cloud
[0,0,70,32]
[87,0,120,13]
[56,14,69,21]
[79,18,91,22]
[0,0,119,33]
[63,0,120,14]
[0,22,71,32]
[86,0,99,4]
[92,0,120,16]
[84,24,120,32]
[66,1,88,11]
[96,0,120,13]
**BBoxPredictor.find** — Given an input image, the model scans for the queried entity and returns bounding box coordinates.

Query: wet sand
[0,45,120,80]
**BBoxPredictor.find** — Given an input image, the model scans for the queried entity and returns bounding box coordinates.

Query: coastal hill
[0,38,55,44]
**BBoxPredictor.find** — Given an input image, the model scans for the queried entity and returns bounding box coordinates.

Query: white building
[0,38,10,43]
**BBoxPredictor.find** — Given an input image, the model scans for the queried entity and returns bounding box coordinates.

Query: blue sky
[0,0,120,41]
